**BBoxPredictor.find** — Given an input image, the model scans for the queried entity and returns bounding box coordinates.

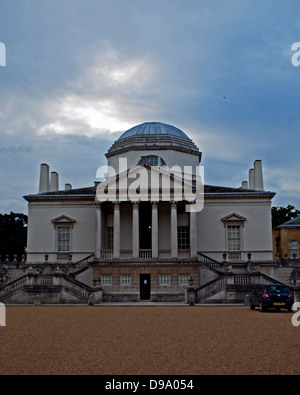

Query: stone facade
[92,263,200,302]
[0,121,293,304]
[273,216,300,260]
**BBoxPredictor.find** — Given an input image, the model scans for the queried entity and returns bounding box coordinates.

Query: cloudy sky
[0,0,300,214]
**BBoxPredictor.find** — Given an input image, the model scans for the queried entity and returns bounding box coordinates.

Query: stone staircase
[273,267,294,285]
[70,254,94,277]
[197,252,224,274]
[196,271,292,304]
[0,254,99,304]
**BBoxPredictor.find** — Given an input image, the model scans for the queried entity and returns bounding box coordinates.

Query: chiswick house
[2,121,297,305]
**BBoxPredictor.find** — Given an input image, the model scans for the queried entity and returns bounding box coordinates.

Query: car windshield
[265,285,290,294]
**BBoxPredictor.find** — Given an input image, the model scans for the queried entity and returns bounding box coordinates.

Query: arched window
[137,155,166,167]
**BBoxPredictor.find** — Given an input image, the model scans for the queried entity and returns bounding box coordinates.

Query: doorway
[140,274,151,300]
[139,202,152,249]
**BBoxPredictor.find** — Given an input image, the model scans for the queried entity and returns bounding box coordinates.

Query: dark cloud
[0,0,300,212]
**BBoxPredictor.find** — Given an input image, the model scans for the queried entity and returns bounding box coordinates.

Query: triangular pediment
[221,213,247,222]
[51,215,76,224]
[96,163,203,203]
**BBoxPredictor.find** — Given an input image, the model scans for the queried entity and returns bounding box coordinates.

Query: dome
[118,122,190,140]
[106,121,202,160]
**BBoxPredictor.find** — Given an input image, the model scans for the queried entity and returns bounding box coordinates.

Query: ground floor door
[140,274,151,300]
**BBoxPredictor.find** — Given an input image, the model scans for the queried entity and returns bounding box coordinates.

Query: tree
[271,205,300,228]
[0,213,28,261]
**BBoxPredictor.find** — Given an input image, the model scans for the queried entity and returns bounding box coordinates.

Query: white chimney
[65,183,72,190]
[248,168,255,189]
[254,160,264,191]
[50,172,59,192]
[241,181,248,189]
[39,164,50,193]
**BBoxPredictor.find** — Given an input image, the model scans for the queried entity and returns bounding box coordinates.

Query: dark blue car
[250,284,294,312]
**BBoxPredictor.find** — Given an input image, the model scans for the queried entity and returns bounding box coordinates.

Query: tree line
[0,213,27,261]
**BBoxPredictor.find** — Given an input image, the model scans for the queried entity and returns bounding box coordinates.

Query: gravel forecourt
[0,305,299,375]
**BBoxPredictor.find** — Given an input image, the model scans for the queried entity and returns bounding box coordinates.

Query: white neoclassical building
[22,122,276,303]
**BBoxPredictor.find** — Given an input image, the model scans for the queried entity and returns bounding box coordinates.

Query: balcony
[99,249,192,261]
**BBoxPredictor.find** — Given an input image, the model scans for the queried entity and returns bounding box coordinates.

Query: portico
[94,200,197,261]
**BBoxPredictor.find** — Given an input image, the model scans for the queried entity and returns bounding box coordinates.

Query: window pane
[148,155,159,166]
[159,274,170,285]
[107,227,114,250]
[120,274,131,285]
[101,274,112,286]
[58,227,70,252]
[178,226,190,249]
[228,225,241,251]
[289,240,298,259]
[179,274,190,286]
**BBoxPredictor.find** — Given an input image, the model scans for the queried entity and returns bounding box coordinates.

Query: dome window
[138,155,166,167]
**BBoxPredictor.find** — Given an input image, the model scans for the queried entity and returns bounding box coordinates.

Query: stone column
[132,202,139,259]
[152,202,159,259]
[113,202,120,259]
[190,206,197,258]
[94,202,102,261]
[171,201,178,258]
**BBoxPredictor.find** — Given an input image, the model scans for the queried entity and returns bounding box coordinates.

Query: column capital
[152,201,158,209]
[170,201,177,209]
[131,201,140,209]
[113,201,120,210]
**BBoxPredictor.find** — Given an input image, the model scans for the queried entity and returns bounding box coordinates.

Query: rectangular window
[107,227,114,250]
[159,274,170,286]
[179,274,190,286]
[178,226,190,250]
[57,227,70,252]
[101,274,112,286]
[289,240,298,259]
[40,276,53,286]
[120,274,131,285]
[227,225,241,251]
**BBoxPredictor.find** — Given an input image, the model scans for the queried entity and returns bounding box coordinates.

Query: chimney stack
[65,183,72,190]
[254,160,264,191]
[50,172,59,192]
[39,164,50,193]
[248,168,255,189]
[241,181,248,189]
